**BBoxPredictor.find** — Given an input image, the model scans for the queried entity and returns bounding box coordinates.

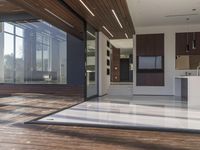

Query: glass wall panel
[4,22,14,34]
[86,25,98,97]
[36,42,43,71]
[15,36,24,83]
[16,27,24,37]
[4,33,14,83]
[0,20,67,84]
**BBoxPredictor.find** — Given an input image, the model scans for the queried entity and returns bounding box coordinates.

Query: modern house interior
[1,0,200,149]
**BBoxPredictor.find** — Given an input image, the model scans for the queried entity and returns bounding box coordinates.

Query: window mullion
[13,26,16,83]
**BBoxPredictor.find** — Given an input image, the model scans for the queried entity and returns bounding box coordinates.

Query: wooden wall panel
[137,73,164,86]
[136,34,165,86]
[137,34,164,56]
[111,47,120,82]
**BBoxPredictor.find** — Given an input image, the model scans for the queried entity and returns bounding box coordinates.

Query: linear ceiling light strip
[112,9,123,28]
[79,0,95,16]
[125,33,128,39]
[44,8,74,28]
[102,26,114,38]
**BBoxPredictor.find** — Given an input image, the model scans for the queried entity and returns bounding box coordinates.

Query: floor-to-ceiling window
[86,25,98,98]
[3,23,25,83]
[15,26,24,83]
[0,21,67,84]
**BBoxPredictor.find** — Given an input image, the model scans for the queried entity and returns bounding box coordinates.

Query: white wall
[133,24,200,95]
[98,32,110,96]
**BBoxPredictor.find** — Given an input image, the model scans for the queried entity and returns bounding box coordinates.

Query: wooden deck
[0,94,200,150]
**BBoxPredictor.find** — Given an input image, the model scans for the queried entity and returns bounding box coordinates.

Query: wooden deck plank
[0,94,199,150]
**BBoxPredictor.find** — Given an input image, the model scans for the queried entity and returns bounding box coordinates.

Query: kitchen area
[175,32,200,108]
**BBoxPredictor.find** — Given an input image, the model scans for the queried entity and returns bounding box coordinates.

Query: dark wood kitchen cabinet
[176,32,200,55]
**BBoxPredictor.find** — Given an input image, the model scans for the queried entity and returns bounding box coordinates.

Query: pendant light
[186,18,190,53]
[192,32,196,49]
[186,32,190,52]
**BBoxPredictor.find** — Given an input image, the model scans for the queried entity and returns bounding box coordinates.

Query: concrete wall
[133,24,200,95]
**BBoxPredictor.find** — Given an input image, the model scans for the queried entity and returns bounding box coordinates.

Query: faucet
[197,63,200,76]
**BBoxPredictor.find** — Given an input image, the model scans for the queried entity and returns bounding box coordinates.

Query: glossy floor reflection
[37,95,200,131]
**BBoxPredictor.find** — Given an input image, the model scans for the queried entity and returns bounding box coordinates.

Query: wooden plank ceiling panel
[0,0,25,14]
[6,0,85,39]
[5,0,134,39]
[64,0,135,39]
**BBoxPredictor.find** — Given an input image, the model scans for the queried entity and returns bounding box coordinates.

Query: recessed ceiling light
[44,8,74,28]
[165,13,198,18]
[79,0,95,16]
[112,9,123,28]
[102,26,114,38]
[125,33,128,39]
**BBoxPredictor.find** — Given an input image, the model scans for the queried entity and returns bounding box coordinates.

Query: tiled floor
[37,95,200,132]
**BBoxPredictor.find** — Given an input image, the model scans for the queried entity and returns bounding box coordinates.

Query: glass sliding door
[0,21,67,85]
[3,23,25,83]
[86,25,98,98]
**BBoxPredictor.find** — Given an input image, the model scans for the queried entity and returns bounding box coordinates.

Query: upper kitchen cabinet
[176,32,200,55]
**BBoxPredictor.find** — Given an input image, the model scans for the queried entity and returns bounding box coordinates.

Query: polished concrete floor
[37,95,200,132]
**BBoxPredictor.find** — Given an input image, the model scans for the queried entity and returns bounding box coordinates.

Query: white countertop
[175,76,200,79]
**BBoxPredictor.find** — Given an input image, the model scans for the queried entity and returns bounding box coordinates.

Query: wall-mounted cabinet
[176,32,200,55]
[176,32,200,70]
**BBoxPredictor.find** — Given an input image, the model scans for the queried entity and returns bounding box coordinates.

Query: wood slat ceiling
[5,0,135,39]
[6,0,85,39]
[0,0,25,15]
[63,0,135,39]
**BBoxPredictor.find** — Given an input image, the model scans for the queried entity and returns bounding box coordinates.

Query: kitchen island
[175,76,200,108]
